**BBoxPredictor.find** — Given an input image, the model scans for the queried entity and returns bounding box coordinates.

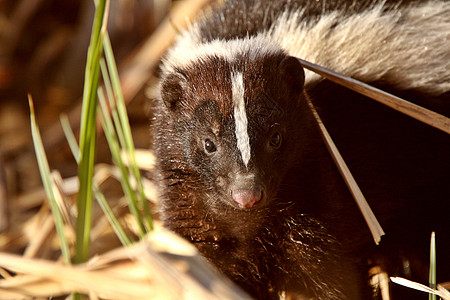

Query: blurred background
[0,0,174,231]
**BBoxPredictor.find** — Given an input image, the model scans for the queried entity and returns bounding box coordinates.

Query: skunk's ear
[278,56,305,97]
[161,72,188,111]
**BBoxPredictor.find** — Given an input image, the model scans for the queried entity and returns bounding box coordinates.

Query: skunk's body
[153,1,450,299]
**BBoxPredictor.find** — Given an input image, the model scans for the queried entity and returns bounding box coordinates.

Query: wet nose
[231,188,263,209]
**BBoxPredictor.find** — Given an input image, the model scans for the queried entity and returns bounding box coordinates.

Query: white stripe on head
[231,71,251,167]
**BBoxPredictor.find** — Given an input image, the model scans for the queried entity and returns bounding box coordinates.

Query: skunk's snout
[230,173,264,209]
[231,188,263,209]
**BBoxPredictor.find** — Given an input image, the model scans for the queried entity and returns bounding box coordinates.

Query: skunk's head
[157,38,308,210]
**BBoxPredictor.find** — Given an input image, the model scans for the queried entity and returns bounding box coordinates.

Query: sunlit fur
[162,1,450,95]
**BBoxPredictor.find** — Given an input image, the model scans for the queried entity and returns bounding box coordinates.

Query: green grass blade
[100,59,128,154]
[29,95,71,265]
[75,0,107,265]
[97,87,146,237]
[93,184,133,246]
[60,115,133,246]
[99,53,154,237]
[429,231,436,300]
[60,114,80,162]
[103,34,153,231]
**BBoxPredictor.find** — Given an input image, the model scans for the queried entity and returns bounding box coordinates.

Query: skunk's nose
[231,188,263,209]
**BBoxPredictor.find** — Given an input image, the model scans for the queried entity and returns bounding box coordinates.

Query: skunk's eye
[269,132,282,149]
[204,139,217,153]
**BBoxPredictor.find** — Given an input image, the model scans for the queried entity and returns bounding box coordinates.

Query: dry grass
[0,223,248,299]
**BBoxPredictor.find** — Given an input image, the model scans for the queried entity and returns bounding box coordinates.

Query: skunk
[152,0,450,298]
